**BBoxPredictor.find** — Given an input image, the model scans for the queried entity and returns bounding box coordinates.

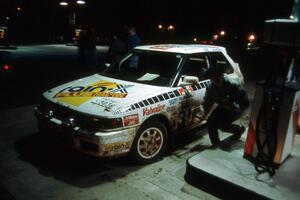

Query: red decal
[124,114,139,126]
[178,88,185,95]
[187,86,193,92]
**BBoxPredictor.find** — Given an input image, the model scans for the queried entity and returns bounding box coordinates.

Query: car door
[170,53,210,131]
[170,51,238,132]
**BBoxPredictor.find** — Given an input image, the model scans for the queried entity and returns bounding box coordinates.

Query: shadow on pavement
[166,126,210,157]
[0,184,15,200]
[219,137,245,152]
[15,132,142,188]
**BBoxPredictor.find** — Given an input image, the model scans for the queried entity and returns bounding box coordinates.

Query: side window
[208,52,233,74]
[119,54,138,72]
[180,53,209,81]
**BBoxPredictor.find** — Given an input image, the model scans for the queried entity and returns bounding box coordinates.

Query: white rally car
[35,44,244,164]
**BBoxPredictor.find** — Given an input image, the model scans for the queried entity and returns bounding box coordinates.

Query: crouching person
[195,65,249,148]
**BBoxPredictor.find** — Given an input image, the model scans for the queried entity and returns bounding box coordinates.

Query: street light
[212,34,218,40]
[248,34,256,42]
[220,30,226,36]
[59,1,68,6]
[59,0,86,6]
[167,25,175,31]
[76,0,86,5]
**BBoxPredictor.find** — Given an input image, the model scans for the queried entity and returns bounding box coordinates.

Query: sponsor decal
[143,104,165,116]
[105,141,131,152]
[124,114,139,126]
[178,86,192,94]
[186,86,193,92]
[53,81,133,106]
[178,86,193,99]
[168,98,178,106]
[149,45,184,51]
[149,45,175,50]
[178,88,185,95]
[91,99,116,111]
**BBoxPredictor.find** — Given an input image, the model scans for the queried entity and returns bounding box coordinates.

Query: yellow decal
[54,81,133,106]
[105,141,131,152]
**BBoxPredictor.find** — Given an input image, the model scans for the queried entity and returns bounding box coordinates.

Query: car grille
[39,97,98,131]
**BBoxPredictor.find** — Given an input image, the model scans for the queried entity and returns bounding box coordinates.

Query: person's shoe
[210,140,221,149]
[231,125,245,140]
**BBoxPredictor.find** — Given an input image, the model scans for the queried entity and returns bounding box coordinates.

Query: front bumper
[34,106,138,158]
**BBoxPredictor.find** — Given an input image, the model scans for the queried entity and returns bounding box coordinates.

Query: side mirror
[179,76,199,86]
[104,63,111,68]
[234,62,239,68]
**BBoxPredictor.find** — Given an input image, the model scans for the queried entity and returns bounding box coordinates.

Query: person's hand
[193,114,207,124]
[222,98,239,110]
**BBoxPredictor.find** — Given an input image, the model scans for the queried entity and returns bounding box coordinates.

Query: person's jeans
[207,106,242,145]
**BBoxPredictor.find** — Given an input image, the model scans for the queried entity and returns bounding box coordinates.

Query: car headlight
[91,117,123,130]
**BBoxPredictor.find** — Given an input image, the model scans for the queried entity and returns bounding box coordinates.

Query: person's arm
[201,102,219,120]
[193,102,218,123]
[193,85,218,123]
[230,76,249,108]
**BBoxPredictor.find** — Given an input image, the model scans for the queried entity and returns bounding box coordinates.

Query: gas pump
[243,0,300,176]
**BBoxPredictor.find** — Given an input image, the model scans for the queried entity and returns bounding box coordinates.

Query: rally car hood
[43,74,171,117]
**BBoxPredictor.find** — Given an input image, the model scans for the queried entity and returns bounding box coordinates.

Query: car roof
[134,44,226,54]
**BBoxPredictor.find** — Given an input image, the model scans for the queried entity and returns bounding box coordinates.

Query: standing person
[77,29,88,64]
[194,65,249,148]
[126,26,141,71]
[86,27,97,66]
[127,26,141,50]
[106,33,126,63]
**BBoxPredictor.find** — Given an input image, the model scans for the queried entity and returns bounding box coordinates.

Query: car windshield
[100,50,183,87]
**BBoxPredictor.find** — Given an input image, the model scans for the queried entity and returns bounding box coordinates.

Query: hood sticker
[53,81,133,106]
[91,99,117,112]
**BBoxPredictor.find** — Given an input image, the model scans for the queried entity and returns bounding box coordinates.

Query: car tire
[130,120,168,164]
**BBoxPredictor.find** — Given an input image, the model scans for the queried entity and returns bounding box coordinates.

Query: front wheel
[130,120,168,164]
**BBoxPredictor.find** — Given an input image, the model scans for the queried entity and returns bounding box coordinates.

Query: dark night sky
[0,0,295,43]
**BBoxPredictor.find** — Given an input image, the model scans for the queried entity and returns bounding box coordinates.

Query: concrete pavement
[186,133,300,200]
[0,105,224,200]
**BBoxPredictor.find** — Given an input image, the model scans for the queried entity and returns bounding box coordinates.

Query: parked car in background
[35,44,244,164]
[0,51,14,81]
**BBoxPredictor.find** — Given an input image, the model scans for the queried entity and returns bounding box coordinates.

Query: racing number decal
[173,108,193,129]
[180,108,193,127]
